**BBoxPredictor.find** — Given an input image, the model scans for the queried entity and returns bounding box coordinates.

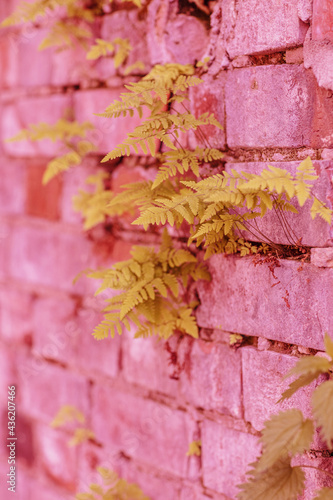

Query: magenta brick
[165,15,208,65]
[8,223,98,293]
[201,419,261,498]
[16,28,52,88]
[75,306,121,378]
[0,286,33,343]
[0,158,26,214]
[242,347,317,431]
[311,247,333,267]
[32,296,77,365]
[293,454,333,500]
[180,485,228,500]
[189,73,226,150]
[313,0,333,42]
[224,159,333,247]
[51,46,94,87]
[226,66,315,147]
[36,425,77,490]
[73,89,143,155]
[0,219,10,281]
[197,255,333,350]
[180,341,242,419]
[122,329,180,396]
[0,36,18,88]
[92,385,195,477]
[18,361,89,423]
[221,0,308,58]
[303,30,333,92]
[2,94,72,157]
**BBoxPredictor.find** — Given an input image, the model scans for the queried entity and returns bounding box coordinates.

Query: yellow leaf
[324,333,333,360]
[187,440,201,456]
[312,380,333,448]
[313,488,333,500]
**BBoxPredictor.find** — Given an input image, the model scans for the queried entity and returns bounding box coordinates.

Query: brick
[0,158,26,214]
[224,159,333,247]
[196,254,333,350]
[189,73,226,150]
[8,223,98,294]
[16,28,52,88]
[2,94,72,157]
[313,0,333,42]
[32,296,77,365]
[293,454,333,500]
[73,89,143,155]
[75,306,121,378]
[226,66,315,148]
[0,35,18,88]
[15,414,35,466]
[201,419,261,497]
[26,162,62,220]
[165,15,208,65]
[0,463,30,500]
[92,385,195,477]
[0,219,10,281]
[180,341,242,418]
[18,360,89,423]
[100,11,151,78]
[304,29,333,92]
[312,85,333,148]
[180,485,228,500]
[285,46,304,64]
[242,347,317,431]
[221,0,308,59]
[122,329,180,396]
[0,286,33,343]
[51,46,95,87]
[36,425,77,490]
[311,247,333,267]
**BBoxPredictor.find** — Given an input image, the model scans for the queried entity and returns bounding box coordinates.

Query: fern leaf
[43,151,81,184]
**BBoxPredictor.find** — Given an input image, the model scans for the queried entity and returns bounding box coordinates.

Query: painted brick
[303,29,333,92]
[73,89,143,155]
[242,347,317,431]
[26,162,62,220]
[32,296,77,365]
[100,11,151,78]
[197,254,333,350]
[221,0,308,59]
[8,223,98,294]
[0,286,33,343]
[201,419,261,498]
[75,306,121,378]
[312,85,333,148]
[226,66,315,148]
[0,158,26,214]
[180,485,229,500]
[18,360,90,423]
[122,330,180,396]
[224,160,333,247]
[165,15,208,65]
[15,413,35,466]
[92,385,195,477]
[36,425,77,491]
[0,463,30,500]
[2,94,72,157]
[189,73,226,150]
[293,454,333,500]
[313,0,333,42]
[0,219,10,281]
[180,341,242,418]
[311,247,333,267]
[0,35,18,88]
[51,46,95,87]
[16,28,52,88]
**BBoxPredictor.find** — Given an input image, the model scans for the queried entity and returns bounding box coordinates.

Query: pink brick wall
[0,1,333,499]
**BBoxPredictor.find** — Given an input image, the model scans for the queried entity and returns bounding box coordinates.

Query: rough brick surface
[0,286,33,343]
[0,158,26,214]
[226,65,315,148]
[26,162,62,220]
[221,0,308,58]
[202,419,261,497]
[92,385,195,477]
[180,341,242,418]
[197,254,333,350]
[242,347,316,431]
[312,0,333,42]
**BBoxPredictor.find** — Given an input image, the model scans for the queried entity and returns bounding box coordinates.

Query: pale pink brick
[226,66,315,147]
[0,35,18,88]
[16,28,52,88]
[0,219,10,281]
[32,296,77,365]
[242,347,318,431]
[122,330,180,396]
[201,419,261,498]
[92,385,195,477]
[313,0,333,42]
[73,89,143,155]
[0,287,33,343]
[221,0,308,58]
[75,306,121,378]
[293,454,333,500]
[18,360,90,423]
[180,341,242,419]
[225,159,333,247]
[2,94,72,157]
[197,254,333,350]
[311,247,333,267]
[51,46,95,87]
[36,425,78,491]
[0,158,26,214]
[165,15,208,65]
[180,485,230,500]
[8,223,98,293]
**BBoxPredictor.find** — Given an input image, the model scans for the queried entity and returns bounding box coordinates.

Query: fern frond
[43,151,81,184]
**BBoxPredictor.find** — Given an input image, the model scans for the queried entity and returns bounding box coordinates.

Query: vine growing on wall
[3,1,333,498]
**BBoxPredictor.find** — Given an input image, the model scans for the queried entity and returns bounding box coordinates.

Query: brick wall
[0,0,333,499]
